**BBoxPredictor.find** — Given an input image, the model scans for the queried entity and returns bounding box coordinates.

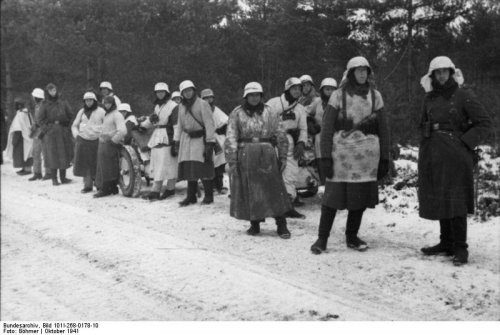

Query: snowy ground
[1,153,499,321]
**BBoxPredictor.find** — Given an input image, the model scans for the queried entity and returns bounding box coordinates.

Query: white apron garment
[212,106,228,168]
[331,130,379,182]
[146,100,178,181]
[6,109,34,162]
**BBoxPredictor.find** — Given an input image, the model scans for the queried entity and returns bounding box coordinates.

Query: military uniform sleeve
[273,109,289,162]
[224,108,240,167]
[111,112,127,144]
[174,107,183,141]
[200,100,216,143]
[297,105,308,144]
[71,108,84,138]
[460,89,493,150]
[321,90,342,159]
[375,90,390,160]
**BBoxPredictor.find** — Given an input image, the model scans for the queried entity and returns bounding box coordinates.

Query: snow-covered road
[1,165,499,320]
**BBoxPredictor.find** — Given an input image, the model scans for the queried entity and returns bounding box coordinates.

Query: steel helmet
[420,56,464,93]
[83,92,97,101]
[243,82,263,98]
[179,80,196,92]
[300,74,314,85]
[154,82,170,93]
[201,89,214,99]
[320,78,338,90]
[346,56,371,72]
[171,91,182,99]
[118,103,131,113]
[284,77,302,91]
[99,81,113,90]
[31,88,45,100]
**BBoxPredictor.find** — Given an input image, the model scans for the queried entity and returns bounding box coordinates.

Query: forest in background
[2,0,499,145]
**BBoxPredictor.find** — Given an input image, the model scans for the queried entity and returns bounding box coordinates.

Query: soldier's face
[246,93,261,106]
[100,88,110,96]
[354,67,368,84]
[434,68,450,85]
[289,85,302,99]
[203,96,214,104]
[84,99,94,107]
[104,102,112,110]
[48,88,57,97]
[302,82,312,95]
[172,97,182,104]
[322,86,335,97]
[156,91,166,100]
[182,88,194,100]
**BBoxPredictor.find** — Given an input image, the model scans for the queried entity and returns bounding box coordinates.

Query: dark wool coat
[418,87,492,220]
[224,104,291,221]
[37,98,74,169]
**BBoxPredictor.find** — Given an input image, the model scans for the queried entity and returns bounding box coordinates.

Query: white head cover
[320,77,338,90]
[300,74,314,84]
[420,56,464,93]
[201,88,214,99]
[99,81,113,90]
[32,88,45,99]
[179,80,196,92]
[243,82,263,98]
[118,103,131,113]
[83,92,97,101]
[340,56,372,87]
[171,91,182,99]
[284,77,302,91]
[154,82,170,93]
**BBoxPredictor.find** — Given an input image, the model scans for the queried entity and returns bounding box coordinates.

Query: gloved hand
[215,124,227,135]
[377,159,389,180]
[228,163,239,177]
[204,142,215,162]
[293,141,305,160]
[137,115,147,123]
[171,141,179,157]
[278,158,287,173]
[319,158,333,180]
[149,113,159,124]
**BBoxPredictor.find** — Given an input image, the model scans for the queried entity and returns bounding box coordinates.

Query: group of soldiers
[4,55,493,266]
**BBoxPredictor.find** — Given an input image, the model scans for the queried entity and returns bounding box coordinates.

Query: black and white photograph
[1,0,499,329]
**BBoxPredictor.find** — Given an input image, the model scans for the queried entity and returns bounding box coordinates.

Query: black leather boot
[59,169,72,184]
[160,189,175,199]
[201,179,214,204]
[275,216,291,239]
[311,206,337,255]
[421,219,454,256]
[29,173,43,181]
[179,181,198,207]
[246,220,261,236]
[346,209,368,251]
[451,216,468,266]
[51,169,59,186]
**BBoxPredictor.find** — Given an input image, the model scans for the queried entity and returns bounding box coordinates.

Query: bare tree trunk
[3,50,14,123]
[407,0,413,103]
[86,57,93,89]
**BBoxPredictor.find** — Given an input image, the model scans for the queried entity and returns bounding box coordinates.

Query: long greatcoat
[418,87,492,220]
[174,97,216,181]
[36,97,74,169]
[225,104,291,221]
